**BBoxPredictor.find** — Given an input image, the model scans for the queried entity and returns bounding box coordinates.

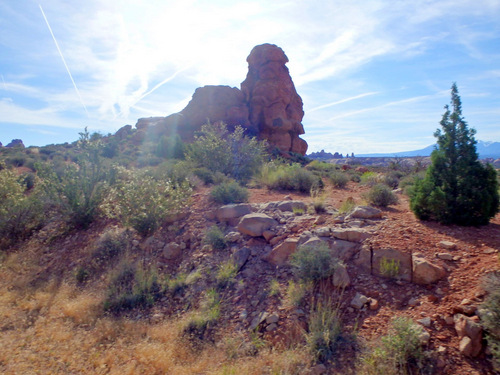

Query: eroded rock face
[133,44,308,155]
[241,44,307,155]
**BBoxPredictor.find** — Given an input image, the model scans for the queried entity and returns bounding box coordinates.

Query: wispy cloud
[308,92,380,113]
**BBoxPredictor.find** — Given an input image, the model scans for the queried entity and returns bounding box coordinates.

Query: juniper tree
[410,83,499,226]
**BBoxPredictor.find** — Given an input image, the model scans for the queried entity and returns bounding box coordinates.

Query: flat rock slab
[276,200,307,212]
[237,213,278,237]
[263,238,299,266]
[330,228,372,243]
[216,204,253,221]
[413,256,446,285]
[347,206,382,220]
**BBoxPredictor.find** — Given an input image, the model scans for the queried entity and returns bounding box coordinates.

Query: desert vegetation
[0,114,499,374]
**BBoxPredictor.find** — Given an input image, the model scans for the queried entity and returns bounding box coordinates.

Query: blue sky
[1,0,499,154]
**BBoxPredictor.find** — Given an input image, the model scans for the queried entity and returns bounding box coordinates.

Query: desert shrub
[215,260,238,289]
[102,167,192,236]
[360,171,380,187]
[210,180,249,204]
[155,134,185,159]
[186,122,267,183]
[384,171,403,189]
[306,160,337,176]
[0,169,44,247]
[183,288,220,343]
[338,197,356,215]
[481,272,500,371]
[329,171,349,188]
[307,299,343,363]
[104,262,162,313]
[193,167,214,185]
[311,189,327,213]
[286,280,311,307]
[204,225,227,250]
[92,228,129,267]
[365,184,398,207]
[290,243,341,283]
[399,171,426,194]
[258,162,321,193]
[410,84,499,226]
[357,317,432,375]
[37,129,109,229]
[379,257,400,279]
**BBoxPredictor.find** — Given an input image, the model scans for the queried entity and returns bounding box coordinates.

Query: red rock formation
[241,44,307,155]
[133,44,308,155]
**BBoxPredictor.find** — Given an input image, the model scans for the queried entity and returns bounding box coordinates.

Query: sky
[0,0,499,154]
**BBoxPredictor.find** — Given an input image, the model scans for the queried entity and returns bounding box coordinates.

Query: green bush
[0,169,44,247]
[481,272,500,371]
[329,171,349,188]
[155,134,185,159]
[258,162,321,193]
[357,317,432,375]
[215,260,238,289]
[290,243,340,283]
[306,160,337,176]
[204,225,227,250]
[104,262,162,313]
[384,171,403,189]
[410,84,499,226]
[186,122,267,183]
[307,299,343,363]
[360,171,380,187]
[102,167,192,236]
[92,228,129,267]
[365,184,398,207]
[210,181,249,204]
[37,129,109,229]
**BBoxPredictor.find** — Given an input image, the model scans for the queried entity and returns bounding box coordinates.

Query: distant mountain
[356,140,500,159]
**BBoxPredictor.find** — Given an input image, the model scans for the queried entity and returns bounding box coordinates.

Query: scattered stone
[483,248,496,254]
[333,264,351,287]
[346,206,382,220]
[439,241,457,250]
[309,364,327,375]
[266,323,278,332]
[239,310,248,321]
[225,232,241,243]
[232,247,250,272]
[314,216,327,225]
[263,238,299,266]
[262,230,275,242]
[238,213,278,237]
[454,314,483,357]
[408,297,419,307]
[277,200,307,212]
[249,311,269,330]
[314,227,331,237]
[330,228,372,243]
[351,293,369,309]
[266,314,279,324]
[412,255,446,285]
[437,346,446,354]
[163,242,182,260]
[437,252,454,261]
[418,317,432,327]
[369,298,379,310]
[216,204,253,222]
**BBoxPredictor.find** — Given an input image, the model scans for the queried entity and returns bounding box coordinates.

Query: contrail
[137,65,193,103]
[1,74,6,90]
[308,92,379,113]
[39,4,89,118]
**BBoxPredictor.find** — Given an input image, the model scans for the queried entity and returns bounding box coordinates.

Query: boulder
[412,255,446,285]
[454,314,483,357]
[276,200,307,212]
[346,206,382,220]
[238,213,278,237]
[163,242,182,260]
[330,228,372,243]
[439,241,457,250]
[354,246,372,273]
[241,43,307,155]
[372,248,412,281]
[329,239,360,261]
[332,263,350,287]
[351,292,369,309]
[232,247,250,272]
[115,124,132,140]
[216,203,253,222]
[263,238,299,266]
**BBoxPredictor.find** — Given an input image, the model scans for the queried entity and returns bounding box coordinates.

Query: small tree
[410,83,499,225]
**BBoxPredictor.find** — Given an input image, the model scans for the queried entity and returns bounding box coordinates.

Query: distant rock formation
[308,150,344,160]
[5,139,24,148]
[133,44,308,155]
[241,44,307,155]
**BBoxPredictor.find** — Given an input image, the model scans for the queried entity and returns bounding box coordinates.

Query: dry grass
[0,276,313,375]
